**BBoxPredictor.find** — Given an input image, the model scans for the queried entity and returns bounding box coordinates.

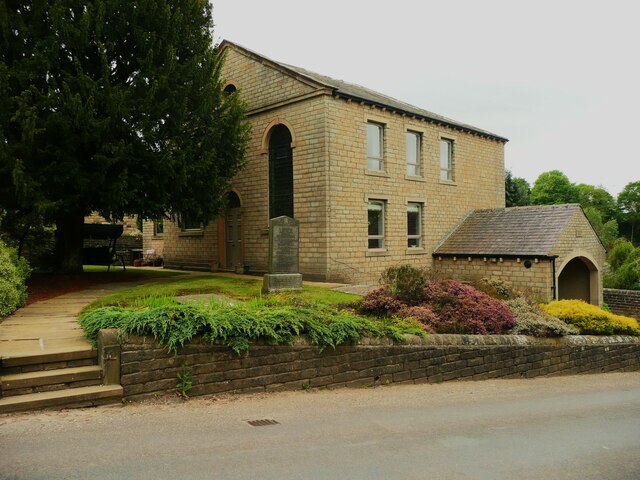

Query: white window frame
[440,138,454,181]
[368,200,385,249]
[406,131,421,177]
[407,202,422,248]
[367,122,384,171]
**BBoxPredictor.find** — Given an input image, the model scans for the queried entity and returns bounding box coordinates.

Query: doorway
[225,192,242,270]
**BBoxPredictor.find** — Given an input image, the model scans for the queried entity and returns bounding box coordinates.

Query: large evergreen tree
[0,1,249,272]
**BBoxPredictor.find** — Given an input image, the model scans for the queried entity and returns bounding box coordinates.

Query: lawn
[82,274,359,313]
[79,273,426,354]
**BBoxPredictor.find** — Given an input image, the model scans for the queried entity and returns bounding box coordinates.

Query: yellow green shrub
[540,300,639,336]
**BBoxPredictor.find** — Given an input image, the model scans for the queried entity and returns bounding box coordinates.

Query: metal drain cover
[247,419,279,427]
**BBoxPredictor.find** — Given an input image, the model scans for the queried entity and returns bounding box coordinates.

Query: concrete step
[0,385,123,414]
[1,366,102,396]
[0,346,97,369]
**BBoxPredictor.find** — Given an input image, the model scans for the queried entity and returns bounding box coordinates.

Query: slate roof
[220,40,508,143]
[433,204,583,257]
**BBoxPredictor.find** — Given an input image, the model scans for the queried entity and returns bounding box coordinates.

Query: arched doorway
[558,256,599,304]
[268,124,294,219]
[225,191,242,270]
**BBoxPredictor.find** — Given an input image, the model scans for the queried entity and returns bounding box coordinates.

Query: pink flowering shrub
[360,286,405,315]
[428,280,516,334]
[361,269,516,335]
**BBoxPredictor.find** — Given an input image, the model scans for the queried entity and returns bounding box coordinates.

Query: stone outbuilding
[433,204,606,305]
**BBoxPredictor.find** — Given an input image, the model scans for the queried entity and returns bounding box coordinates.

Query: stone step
[1,366,102,396]
[0,346,97,369]
[0,385,123,414]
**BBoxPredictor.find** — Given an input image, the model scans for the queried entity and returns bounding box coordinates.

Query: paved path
[0,271,353,361]
[0,283,143,361]
[1,373,639,480]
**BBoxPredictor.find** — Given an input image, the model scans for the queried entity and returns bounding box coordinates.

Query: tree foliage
[577,184,617,221]
[583,206,618,249]
[604,239,640,290]
[0,1,250,272]
[505,170,530,207]
[530,170,579,205]
[617,181,640,244]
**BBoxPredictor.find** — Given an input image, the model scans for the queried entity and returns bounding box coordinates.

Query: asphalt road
[1,373,640,480]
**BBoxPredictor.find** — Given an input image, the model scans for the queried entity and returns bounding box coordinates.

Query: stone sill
[438,179,457,187]
[405,248,427,255]
[404,175,426,182]
[365,249,390,257]
[178,230,204,237]
[364,169,390,178]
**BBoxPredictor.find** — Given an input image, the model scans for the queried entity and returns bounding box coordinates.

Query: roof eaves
[334,91,509,143]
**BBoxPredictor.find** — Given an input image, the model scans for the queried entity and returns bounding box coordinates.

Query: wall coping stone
[117,331,640,350]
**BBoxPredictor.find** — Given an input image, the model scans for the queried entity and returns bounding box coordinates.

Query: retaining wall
[604,288,640,320]
[115,334,640,401]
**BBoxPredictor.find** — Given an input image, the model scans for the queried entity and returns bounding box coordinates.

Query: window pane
[368,201,384,249]
[440,139,452,181]
[407,203,421,248]
[367,123,381,158]
[368,202,383,236]
[406,132,420,176]
[154,218,164,235]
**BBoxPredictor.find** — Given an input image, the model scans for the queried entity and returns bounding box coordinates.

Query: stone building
[144,41,605,305]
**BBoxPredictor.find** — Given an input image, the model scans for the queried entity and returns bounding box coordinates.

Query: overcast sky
[213,0,639,197]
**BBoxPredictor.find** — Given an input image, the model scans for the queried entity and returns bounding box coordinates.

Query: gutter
[334,92,509,143]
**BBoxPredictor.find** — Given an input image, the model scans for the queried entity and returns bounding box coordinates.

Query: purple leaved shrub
[360,286,405,315]
[361,269,515,335]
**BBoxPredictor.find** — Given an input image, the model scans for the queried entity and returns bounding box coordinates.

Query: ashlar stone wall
[118,334,640,402]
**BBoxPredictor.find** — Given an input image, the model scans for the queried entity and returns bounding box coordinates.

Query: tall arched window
[268,124,294,218]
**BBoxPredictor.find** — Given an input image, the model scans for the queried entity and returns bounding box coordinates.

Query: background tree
[530,170,579,205]
[583,207,618,249]
[577,184,617,220]
[0,0,249,273]
[617,181,640,244]
[505,170,530,207]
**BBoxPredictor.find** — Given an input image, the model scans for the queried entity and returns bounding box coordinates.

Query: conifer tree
[0,1,249,272]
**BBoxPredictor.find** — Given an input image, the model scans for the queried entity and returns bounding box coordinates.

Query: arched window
[223,84,237,95]
[268,124,294,219]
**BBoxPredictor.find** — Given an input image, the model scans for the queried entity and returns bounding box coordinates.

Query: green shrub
[379,264,428,305]
[471,277,519,301]
[506,297,578,337]
[541,300,640,336]
[79,301,425,355]
[0,240,31,317]
[604,239,640,290]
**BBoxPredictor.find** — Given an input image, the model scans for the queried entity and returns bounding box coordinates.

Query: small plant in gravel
[506,297,578,337]
[176,363,193,399]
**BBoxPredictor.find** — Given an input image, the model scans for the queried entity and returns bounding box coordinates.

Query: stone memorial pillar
[262,216,303,294]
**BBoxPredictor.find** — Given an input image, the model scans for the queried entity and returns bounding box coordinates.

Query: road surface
[1,373,639,479]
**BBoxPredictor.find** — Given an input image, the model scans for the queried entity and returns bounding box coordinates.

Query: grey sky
[213,0,639,197]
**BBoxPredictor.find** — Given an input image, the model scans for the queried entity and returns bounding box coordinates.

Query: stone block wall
[325,100,505,284]
[434,256,554,302]
[119,334,640,402]
[604,289,640,320]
